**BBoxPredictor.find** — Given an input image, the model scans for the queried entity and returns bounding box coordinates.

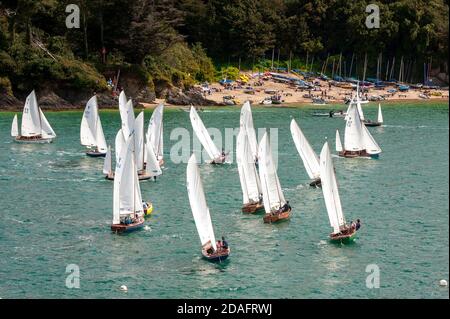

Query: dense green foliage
[0,0,448,96]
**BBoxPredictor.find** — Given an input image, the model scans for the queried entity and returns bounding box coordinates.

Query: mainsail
[320,141,345,234]
[236,129,261,205]
[258,132,286,214]
[290,119,320,180]
[103,146,112,175]
[186,154,217,250]
[21,90,42,137]
[190,106,221,161]
[240,102,258,161]
[119,91,135,141]
[147,104,164,161]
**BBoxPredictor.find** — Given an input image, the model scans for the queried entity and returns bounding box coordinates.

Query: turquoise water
[0,102,448,299]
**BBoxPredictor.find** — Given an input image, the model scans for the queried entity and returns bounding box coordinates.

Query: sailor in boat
[272,201,291,216]
[221,237,229,249]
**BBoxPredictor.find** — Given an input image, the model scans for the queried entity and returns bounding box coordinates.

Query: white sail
[95,117,107,153]
[240,102,258,160]
[190,106,221,161]
[80,96,98,147]
[258,132,286,214]
[115,129,126,161]
[320,141,345,234]
[119,91,135,141]
[290,119,320,180]
[11,114,18,137]
[344,103,364,151]
[21,90,41,137]
[336,130,343,152]
[103,146,112,175]
[113,133,143,225]
[361,124,382,154]
[236,129,261,205]
[145,141,162,177]
[134,112,145,171]
[39,108,56,138]
[147,104,164,160]
[356,101,365,121]
[186,154,217,250]
[377,104,383,124]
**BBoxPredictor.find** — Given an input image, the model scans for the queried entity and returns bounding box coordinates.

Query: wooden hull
[338,150,379,159]
[86,150,106,157]
[329,230,357,244]
[14,136,54,144]
[202,248,230,263]
[242,202,265,214]
[309,178,322,188]
[263,209,291,224]
[210,157,226,165]
[111,218,145,233]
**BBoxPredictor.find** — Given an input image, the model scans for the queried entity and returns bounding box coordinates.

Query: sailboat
[236,129,264,213]
[290,119,321,187]
[111,132,146,233]
[240,101,258,164]
[190,106,226,164]
[80,95,107,157]
[103,127,161,182]
[258,132,291,223]
[11,90,56,143]
[118,91,135,141]
[336,96,382,159]
[147,104,164,167]
[320,141,359,243]
[364,104,384,127]
[186,154,230,262]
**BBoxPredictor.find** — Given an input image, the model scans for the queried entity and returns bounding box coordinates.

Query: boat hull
[242,202,265,214]
[364,121,382,127]
[14,136,54,144]
[263,209,291,224]
[202,248,230,263]
[86,150,106,157]
[329,230,357,244]
[338,150,379,159]
[309,178,322,188]
[111,219,145,233]
[105,173,154,181]
[144,204,153,217]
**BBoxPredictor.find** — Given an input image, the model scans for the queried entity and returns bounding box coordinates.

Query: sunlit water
[0,102,448,298]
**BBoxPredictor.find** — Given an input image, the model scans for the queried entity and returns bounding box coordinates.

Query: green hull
[330,231,357,244]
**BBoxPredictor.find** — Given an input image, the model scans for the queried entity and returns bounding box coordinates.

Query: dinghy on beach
[190,106,227,164]
[186,154,230,262]
[111,133,146,233]
[320,141,359,243]
[80,95,107,157]
[258,132,292,224]
[11,90,56,143]
[290,119,321,187]
[236,129,264,214]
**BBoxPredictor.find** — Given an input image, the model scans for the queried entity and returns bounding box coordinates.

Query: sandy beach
[143,72,449,109]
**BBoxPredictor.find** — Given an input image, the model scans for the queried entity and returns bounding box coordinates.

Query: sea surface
[0,102,448,299]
